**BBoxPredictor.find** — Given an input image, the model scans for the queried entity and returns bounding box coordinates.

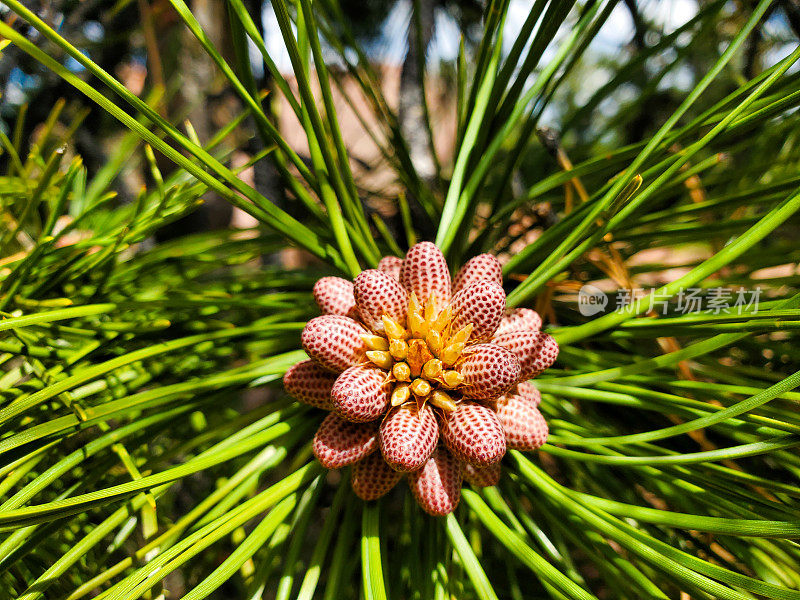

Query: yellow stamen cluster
[361,292,471,412]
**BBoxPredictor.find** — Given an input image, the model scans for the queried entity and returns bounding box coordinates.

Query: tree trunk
[399,0,437,184]
[153,0,233,240]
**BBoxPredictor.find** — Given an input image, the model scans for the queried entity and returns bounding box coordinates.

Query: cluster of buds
[284,242,558,516]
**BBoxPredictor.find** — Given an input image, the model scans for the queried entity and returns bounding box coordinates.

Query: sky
[259,0,702,72]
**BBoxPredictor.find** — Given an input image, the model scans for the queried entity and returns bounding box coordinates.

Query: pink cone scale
[313,413,378,469]
[284,242,558,515]
[351,452,403,500]
[400,241,452,305]
[514,381,542,407]
[494,307,542,336]
[379,404,438,472]
[377,255,403,280]
[495,392,549,451]
[331,365,392,422]
[450,281,506,342]
[301,315,367,373]
[409,446,462,516]
[354,269,408,332]
[283,360,337,410]
[463,462,502,488]
[441,402,506,466]
[313,276,358,319]
[492,330,559,381]
[453,253,503,293]
[458,344,521,400]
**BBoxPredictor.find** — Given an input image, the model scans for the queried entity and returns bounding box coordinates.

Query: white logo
[578,284,608,316]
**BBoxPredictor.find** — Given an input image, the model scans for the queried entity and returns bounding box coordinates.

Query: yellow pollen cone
[432,305,452,333]
[407,292,426,337]
[410,378,432,397]
[389,339,409,360]
[441,342,467,366]
[366,350,393,370]
[448,323,473,346]
[392,383,411,406]
[424,292,438,325]
[393,362,411,381]
[361,334,389,351]
[407,339,434,377]
[408,312,426,338]
[442,370,464,388]
[425,329,442,355]
[407,291,422,318]
[382,315,407,340]
[422,358,443,380]
[429,390,458,412]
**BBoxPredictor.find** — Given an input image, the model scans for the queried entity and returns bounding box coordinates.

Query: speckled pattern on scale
[354,269,408,332]
[492,330,559,381]
[514,381,542,407]
[313,276,358,318]
[285,242,559,515]
[458,343,521,400]
[452,253,503,293]
[301,315,367,373]
[450,280,506,342]
[441,402,506,466]
[531,334,560,377]
[494,307,542,336]
[331,365,392,422]
[313,413,378,469]
[400,241,452,304]
[283,360,337,410]
[377,255,403,280]
[379,404,438,472]
[463,462,502,488]
[409,446,463,516]
[351,452,403,500]
[495,392,549,451]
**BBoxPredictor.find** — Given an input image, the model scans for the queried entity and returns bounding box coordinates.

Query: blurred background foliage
[4,0,797,238]
[2,0,800,599]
